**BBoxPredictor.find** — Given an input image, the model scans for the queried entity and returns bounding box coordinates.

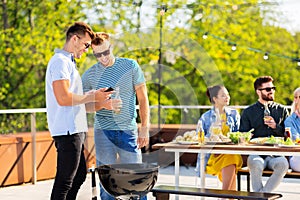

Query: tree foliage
[0,0,299,133]
[0,0,92,133]
[83,0,299,124]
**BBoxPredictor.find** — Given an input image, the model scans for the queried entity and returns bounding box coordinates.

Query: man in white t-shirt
[45,22,114,200]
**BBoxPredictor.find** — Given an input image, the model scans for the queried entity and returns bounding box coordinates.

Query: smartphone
[104,87,114,92]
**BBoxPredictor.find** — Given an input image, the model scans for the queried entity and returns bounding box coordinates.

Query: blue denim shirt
[200,107,240,137]
[284,112,300,140]
[195,107,240,176]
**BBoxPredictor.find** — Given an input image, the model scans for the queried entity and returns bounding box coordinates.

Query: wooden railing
[0,108,46,185]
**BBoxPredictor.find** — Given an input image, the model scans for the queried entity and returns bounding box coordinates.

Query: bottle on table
[284,127,291,141]
[211,108,222,135]
[196,120,205,145]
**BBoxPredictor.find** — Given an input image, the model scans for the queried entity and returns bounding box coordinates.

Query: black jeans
[51,132,87,200]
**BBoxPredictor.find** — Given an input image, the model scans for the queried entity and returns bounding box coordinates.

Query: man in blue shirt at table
[240,75,289,192]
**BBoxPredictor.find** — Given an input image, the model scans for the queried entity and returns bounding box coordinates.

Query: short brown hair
[92,32,110,46]
[254,76,274,90]
[66,22,95,41]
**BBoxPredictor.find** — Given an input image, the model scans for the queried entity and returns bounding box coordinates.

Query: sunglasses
[258,86,276,92]
[75,35,90,49]
[93,45,111,58]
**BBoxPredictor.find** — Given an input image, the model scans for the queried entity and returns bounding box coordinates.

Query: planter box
[0,124,197,187]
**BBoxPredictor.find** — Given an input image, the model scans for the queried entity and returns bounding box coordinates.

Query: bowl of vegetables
[228,129,253,144]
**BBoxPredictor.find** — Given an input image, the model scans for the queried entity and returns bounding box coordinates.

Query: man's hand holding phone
[104,87,114,92]
[94,88,113,102]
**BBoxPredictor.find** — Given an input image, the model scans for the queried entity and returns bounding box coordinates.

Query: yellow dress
[206,113,243,181]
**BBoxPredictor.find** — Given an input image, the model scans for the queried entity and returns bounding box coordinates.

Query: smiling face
[213,87,230,107]
[257,81,275,102]
[64,22,94,59]
[92,40,114,67]
[73,32,92,59]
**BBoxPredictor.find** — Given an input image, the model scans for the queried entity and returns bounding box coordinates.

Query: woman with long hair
[195,85,243,190]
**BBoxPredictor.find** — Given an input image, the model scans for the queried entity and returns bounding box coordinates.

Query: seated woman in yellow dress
[195,85,242,190]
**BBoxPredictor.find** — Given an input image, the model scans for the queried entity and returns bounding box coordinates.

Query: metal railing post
[30,112,37,184]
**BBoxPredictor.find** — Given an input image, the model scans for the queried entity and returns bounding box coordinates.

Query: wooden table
[153,142,300,188]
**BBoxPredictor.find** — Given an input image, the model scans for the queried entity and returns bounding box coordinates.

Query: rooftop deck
[0,165,299,200]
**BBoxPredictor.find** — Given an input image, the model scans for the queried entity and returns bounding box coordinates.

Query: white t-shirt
[45,48,88,136]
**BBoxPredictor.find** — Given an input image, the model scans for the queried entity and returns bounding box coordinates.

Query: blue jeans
[51,132,87,200]
[94,129,146,200]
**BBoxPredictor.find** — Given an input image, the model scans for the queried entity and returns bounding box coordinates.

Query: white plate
[249,138,267,144]
[278,144,300,148]
[249,137,284,146]
[205,141,231,145]
[177,141,198,145]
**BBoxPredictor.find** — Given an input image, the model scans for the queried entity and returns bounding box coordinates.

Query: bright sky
[141,0,300,34]
[277,0,300,33]
[89,0,300,34]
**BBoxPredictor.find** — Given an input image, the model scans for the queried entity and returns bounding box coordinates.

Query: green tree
[0,0,92,133]
[85,0,299,124]
[186,0,299,106]
[1,0,299,133]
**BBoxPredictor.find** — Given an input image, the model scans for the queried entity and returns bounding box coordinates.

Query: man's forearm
[139,100,150,127]
[85,102,97,113]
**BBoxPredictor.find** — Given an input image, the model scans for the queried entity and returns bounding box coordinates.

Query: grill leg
[89,167,97,200]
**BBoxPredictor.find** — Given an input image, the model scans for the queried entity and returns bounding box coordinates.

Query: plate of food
[177,141,198,145]
[249,137,268,144]
[249,136,284,145]
[277,137,300,147]
[205,134,232,145]
[278,144,300,148]
[174,130,198,145]
[205,140,232,145]
[227,130,253,144]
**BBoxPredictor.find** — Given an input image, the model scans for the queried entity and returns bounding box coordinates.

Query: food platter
[174,130,198,145]
[249,137,268,144]
[249,137,283,145]
[248,137,299,147]
[177,141,198,145]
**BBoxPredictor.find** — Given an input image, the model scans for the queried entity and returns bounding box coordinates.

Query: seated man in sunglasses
[240,75,289,193]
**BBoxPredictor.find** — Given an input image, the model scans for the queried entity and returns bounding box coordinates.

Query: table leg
[200,152,206,187]
[175,151,180,200]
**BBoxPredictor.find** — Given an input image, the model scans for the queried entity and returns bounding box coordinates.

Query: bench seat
[151,184,282,200]
[237,167,300,191]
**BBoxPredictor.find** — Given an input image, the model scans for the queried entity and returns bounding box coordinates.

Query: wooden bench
[151,184,282,200]
[237,167,300,192]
